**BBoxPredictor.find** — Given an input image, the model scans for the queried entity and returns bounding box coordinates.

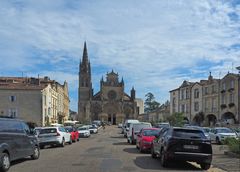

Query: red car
[136,128,160,152]
[64,126,79,142]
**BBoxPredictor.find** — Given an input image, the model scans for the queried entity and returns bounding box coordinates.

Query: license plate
[183,145,199,150]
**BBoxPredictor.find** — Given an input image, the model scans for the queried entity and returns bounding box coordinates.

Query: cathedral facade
[78,42,139,124]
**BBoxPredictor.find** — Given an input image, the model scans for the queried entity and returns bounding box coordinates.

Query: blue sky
[0,0,239,111]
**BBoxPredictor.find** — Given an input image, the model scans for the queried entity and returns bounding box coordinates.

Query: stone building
[169,72,240,126]
[220,73,239,124]
[78,42,140,124]
[0,77,70,126]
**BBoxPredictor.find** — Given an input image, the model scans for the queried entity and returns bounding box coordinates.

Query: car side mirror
[137,134,141,137]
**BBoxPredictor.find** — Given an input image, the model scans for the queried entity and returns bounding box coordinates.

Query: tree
[144,92,160,113]
[193,112,205,126]
[167,112,185,127]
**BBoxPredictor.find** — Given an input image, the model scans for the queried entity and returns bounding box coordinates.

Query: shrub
[224,137,240,154]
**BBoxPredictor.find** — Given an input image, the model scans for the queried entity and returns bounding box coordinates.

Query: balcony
[228,88,234,92]
[220,104,227,109]
[221,89,226,93]
[228,103,235,108]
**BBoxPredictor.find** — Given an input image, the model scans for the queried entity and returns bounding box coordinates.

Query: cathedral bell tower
[78,42,92,122]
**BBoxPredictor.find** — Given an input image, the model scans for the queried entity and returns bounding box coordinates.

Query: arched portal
[206,114,217,127]
[221,112,236,124]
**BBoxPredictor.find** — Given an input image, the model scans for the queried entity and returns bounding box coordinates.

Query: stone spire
[82,41,88,65]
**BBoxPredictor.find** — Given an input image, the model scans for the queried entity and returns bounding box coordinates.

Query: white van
[127,122,152,144]
[123,119,139,137]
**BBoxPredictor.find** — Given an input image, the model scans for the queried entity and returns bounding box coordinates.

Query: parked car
[0,117,40,172]
[209,127,237,144]
[136,128,161,152]
[118,123,123,128]
[38,127,72,149]
[151,127,212,170]
[78,126,90,138]
[64,126,79,142]
[123,119,139,137]
[233,128,240,138]
[185,126,211,140]
[127,122,152,144]
[89,126,98,134]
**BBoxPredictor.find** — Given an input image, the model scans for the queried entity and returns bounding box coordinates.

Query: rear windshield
[173,129,205,139]
[134,124,151,131]
[216,128,233,133]
[143,129,160,136]
[40,128,57,134]
[65,127,73,132]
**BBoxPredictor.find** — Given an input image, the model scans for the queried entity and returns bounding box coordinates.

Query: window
[9,95,16,102]
[194,102,199,111]
[8,108,17,118]
[186,88,189,99]
[212,85,215,93]
[172,98,176,107]
[194,89,199,98]
[230,80,234,89]
[205,87,208,95]
[229,93,234,103]
[221,94,225,104]
[181,104,185,113]
[181,89,184,100]
[222,82,226,90]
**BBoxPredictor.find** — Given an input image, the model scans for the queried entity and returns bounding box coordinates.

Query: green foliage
[224,137,240,154]
[144,92,160,113]
[167,112,185,127]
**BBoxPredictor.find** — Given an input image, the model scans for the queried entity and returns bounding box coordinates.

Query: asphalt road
[8,126,224,172]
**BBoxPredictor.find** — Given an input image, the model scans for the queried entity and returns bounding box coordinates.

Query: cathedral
[78,42,139,124]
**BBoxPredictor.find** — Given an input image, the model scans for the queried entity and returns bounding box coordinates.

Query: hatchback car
[78,126,90,138]
[136,128,161,152]
[38,127,72,148]
[0,117,40,172]
[64,126,79,142]
[209,127,237,144]
[151,127,212,170]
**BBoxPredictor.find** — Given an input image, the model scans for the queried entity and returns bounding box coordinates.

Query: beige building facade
[169,72,240,126]
[0,77,70,126]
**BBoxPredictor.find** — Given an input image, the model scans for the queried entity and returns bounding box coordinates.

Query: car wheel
[160,150,168,167]
[77,138,79,142]
[136,144,139,149]
[216,137,221,145]
[31,146,40,160]
[200,163,211,170]
[61,138,65,147]
[40,145,44,149]
[0,153,10,172]
[151,147,157,159]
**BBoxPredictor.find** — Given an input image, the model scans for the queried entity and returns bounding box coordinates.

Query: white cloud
[0,0,239,109]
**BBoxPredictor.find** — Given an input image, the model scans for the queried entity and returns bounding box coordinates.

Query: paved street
[8,126,238,172]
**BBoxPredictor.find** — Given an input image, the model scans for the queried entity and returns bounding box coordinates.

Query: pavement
[8,125,240,172]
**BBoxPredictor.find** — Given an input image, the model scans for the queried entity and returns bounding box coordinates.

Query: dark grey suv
[0,117,40,172]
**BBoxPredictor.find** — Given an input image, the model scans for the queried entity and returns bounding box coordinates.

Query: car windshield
[143,129,160,136]
[203,128,211,133]
[173,129,205,139]
[79,127,87,130]
[216,128,233,133]
[90,126,96,129]
[40,128,57,134]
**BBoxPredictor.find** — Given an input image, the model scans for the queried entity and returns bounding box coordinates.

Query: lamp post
[236,66,240,124]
